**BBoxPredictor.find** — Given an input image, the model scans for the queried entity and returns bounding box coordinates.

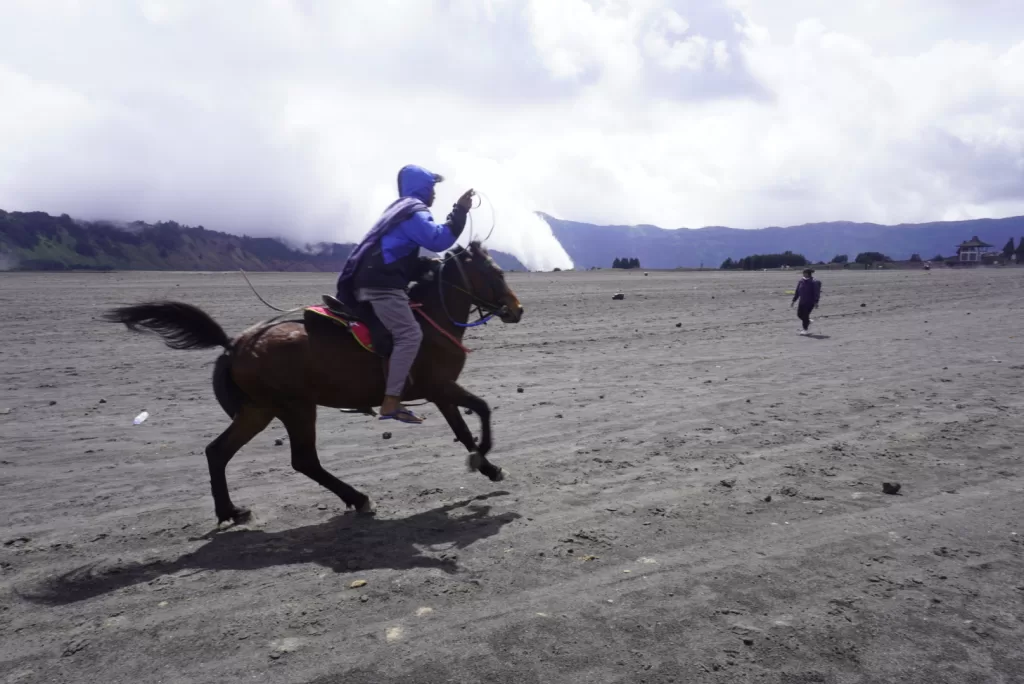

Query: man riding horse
[336,165,475,425]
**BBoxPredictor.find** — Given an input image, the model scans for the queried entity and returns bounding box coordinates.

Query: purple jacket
[793,277,821,307]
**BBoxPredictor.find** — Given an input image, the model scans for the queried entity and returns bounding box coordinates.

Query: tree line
[612,257,641,269]
[1003,237,1024,262]
[720,251,808,270]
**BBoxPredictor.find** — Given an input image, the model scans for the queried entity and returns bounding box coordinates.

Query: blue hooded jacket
[338,165,468,296]
[380,165,464,261]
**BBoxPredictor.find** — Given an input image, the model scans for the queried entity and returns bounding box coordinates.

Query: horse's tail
[102,301,243,418]
[101,301,231,350]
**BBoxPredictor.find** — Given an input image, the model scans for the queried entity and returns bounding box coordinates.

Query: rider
[337,165,475,424]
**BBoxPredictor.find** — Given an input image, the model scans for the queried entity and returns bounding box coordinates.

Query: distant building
[956,236,993,263]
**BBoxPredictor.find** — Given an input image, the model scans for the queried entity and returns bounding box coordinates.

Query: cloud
[0,0,1022,270]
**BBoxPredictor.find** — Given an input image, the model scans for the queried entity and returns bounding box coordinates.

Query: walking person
[791,268,822,335]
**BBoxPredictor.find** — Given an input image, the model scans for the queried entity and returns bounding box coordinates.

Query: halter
[436,246,509,329]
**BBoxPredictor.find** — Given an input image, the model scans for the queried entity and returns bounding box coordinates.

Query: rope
[239,269,290,313]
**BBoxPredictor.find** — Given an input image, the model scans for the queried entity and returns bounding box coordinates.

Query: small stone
[743,638,754,646]
[720,479,736,488]
[317,503,328,511]
[764,495,772,503]
[517,387,524,393]
[860,303,866,307]
[676,323,682,328]
[62,638,89,657]
[382,432,392,440]
[350,579,368,588]
[464,408,473,415]
[49,400,57,406]
[612,293,625,300]
[99,399,107,404]
[274,438,284,446]
[882,482,902,495]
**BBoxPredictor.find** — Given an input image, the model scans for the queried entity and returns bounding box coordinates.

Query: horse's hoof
[490,467,507,482]
[467,451,483,473]
[217,507,251,528]
[356,498,376,515]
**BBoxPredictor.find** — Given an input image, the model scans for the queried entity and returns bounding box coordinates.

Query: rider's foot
[379,396,424,424]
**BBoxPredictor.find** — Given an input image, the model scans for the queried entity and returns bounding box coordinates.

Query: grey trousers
[356,287,423,397]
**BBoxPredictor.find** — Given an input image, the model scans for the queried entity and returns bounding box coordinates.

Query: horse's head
[444,241,524,323]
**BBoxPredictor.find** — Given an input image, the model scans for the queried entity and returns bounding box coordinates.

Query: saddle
[307,294,394,357]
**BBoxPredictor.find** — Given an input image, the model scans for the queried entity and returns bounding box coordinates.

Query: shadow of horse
[24,493,519,606]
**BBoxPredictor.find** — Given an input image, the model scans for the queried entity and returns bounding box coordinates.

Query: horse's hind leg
[277,402,375,514]
[205,404,274,524]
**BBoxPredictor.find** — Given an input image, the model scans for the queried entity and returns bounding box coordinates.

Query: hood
[397,165,444,203]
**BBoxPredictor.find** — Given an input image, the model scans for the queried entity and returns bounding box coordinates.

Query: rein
[410,302,472,354]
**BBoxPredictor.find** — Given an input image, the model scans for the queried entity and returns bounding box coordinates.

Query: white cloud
[1,0,1022,270]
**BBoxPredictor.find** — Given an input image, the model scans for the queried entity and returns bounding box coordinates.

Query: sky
[1,0,1022,270]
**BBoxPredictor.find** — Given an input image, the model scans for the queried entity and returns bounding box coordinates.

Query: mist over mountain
[0,210,527,273]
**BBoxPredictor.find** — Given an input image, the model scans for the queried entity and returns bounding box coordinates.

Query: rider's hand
[457,189,475,211]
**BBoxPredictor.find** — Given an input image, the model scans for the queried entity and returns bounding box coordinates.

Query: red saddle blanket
[305,306,375,354]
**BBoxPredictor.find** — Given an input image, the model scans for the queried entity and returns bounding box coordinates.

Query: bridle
[435,246,510,329]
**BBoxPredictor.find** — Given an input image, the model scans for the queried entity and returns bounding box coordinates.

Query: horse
[102,241,524,525]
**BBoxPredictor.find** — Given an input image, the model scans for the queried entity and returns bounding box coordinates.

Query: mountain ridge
[541,213,1024,269]
[3,207,1022,273]
[0,209,527,273]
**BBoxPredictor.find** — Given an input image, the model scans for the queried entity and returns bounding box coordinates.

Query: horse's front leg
[433,389,504,482]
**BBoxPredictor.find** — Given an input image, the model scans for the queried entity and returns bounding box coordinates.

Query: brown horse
[102,241,524,525]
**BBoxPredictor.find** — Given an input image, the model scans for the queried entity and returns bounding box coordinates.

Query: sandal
[379,408,425,424]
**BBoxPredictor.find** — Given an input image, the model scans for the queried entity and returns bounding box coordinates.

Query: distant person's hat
[803,268,814,275]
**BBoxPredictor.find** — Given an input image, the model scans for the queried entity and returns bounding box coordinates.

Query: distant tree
[720,257,735,269]
[613,257,640,269]
[1016,238,1024,263]
[909,253,922,262]
[855,252,891,265]
[1003,238,1016,259]
[931,254,945,262]
[831,254,848,264]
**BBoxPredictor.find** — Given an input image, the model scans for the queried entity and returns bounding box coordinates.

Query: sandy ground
[2,267,1024,684]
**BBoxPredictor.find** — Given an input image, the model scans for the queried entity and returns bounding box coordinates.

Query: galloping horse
[102,241,524,524]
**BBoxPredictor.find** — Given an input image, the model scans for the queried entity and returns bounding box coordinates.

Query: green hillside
[0,209,527,272]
